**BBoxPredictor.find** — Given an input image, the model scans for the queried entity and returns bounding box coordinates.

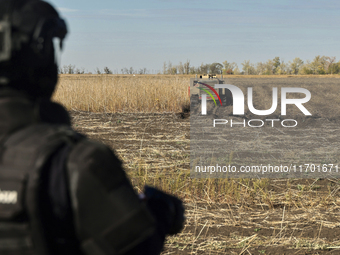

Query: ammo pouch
[0,124,82,255]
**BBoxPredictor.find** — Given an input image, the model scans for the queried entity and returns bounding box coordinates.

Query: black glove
[144,186,185,235]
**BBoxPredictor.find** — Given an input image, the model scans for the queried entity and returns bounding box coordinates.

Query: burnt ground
[69,77,340,255]
[70,110,340,255]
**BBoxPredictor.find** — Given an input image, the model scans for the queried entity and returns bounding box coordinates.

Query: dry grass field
[54,74,190,113]
[57,75,340,255]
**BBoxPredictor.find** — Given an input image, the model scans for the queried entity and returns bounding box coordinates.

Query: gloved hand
[143,186,185,235]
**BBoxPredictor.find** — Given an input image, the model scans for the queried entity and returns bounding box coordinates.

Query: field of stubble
[61,76,340,255]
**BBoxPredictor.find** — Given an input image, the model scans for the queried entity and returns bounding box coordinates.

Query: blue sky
[50,0,340,73]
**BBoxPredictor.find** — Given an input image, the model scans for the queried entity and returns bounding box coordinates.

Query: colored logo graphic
[196,82,223,106]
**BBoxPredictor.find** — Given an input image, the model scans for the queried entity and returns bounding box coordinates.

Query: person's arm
[46,139,184,255]
[65,139,184,255]
[125,186,185,255]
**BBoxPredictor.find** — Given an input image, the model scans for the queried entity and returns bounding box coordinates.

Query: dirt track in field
[70,77,340,255]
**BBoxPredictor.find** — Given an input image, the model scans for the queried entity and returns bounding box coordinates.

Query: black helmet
[0,0,67,99]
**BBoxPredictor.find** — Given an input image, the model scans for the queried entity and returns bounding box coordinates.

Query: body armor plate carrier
[0,124,155,255]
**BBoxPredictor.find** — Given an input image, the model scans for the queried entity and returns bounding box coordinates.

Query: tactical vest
[0,123,81,255]
[0,122,157,255]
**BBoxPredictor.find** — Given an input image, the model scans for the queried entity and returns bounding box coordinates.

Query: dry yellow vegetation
[54,74,190,113]
[55,74,340,116]
[59,75,340,254]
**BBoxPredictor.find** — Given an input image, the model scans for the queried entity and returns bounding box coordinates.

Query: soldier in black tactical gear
[0,0,185,254]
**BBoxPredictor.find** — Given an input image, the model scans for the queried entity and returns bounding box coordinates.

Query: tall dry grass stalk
[53,74,190,113]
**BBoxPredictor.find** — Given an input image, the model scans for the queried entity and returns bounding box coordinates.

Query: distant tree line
[162,56,340,75]
[58,64,86,74]
[58,65,153,75]
[58,56,340,75]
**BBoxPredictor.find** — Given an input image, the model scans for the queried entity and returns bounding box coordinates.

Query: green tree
[325,56,336,74]
[199,63,209,74]
[334,61,340,74]
[233,67,241,75]
[289,58,304,75]
[256,62,266,75]
[209,62,223,74]
[264,59,275,75]
[276,61,289,75]
[189,66,196,74]
[273,57,280,74]
[223,61,237,74]
[327,58,340,74]
[298,60,313,74]
[241,60,256,75]
[310,55,327,74]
